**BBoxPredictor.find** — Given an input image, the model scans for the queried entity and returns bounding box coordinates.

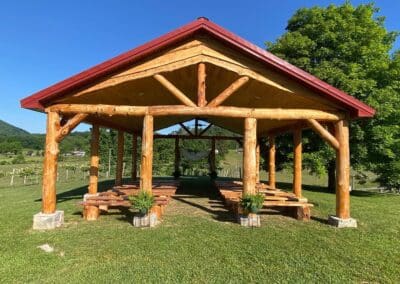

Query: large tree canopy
[266,2,400,189]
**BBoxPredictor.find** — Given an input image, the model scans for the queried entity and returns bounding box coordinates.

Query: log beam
[132,133,138,181]
[293,129,302,197]
[197,63,207,107]
[243,118,257,195]
[207,76,249,107]
[154,74,197,107]
[48,104,344,121]
[335,120,350,219]
[42,111,61,213]
[140,114,154,193]
[88,124,100,194]
[306,119,340,150]
[56,113,88,142]
[154,134,239,140]
[268,135,276,189]
[115,131,124,186]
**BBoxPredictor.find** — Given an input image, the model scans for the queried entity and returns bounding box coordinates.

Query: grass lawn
[0,177,399,283]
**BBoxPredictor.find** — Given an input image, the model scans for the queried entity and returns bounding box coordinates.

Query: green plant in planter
[129,191,155,215]
[240,193,265,215]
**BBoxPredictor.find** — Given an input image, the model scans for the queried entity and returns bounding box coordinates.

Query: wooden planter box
[133,212,158,227]
[239,213,261,227]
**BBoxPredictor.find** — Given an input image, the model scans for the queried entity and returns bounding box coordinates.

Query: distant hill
[0,120,30,136]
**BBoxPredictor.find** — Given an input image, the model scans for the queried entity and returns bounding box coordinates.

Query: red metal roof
[20,17,375,118]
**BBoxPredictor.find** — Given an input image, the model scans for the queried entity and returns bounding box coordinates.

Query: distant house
[71,151,86,157]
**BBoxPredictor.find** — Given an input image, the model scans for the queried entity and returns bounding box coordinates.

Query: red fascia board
[20,18,375,118]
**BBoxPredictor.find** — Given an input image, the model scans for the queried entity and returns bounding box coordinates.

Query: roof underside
[20,18,375,135]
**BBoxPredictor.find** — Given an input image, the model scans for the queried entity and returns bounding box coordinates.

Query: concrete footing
[133,213,158,227]
[328,215,357,228]
[33,210,64,230]
[239,214,261,227]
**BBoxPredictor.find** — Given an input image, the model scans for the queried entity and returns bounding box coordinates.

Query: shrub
[129,191,154,215]
[11,154,25,164]
[240,193,265,214]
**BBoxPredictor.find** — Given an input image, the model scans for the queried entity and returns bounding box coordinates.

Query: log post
[268,135,276,189]
[140,114,154,194]
[197,63,207,107]
[334,120,350,219]
[115,131,124,186]
[42,111,61,214]
[132,133,138,181]
[174,137,180,178]
[243,118,257,195]
[256,141,260,184]
[88,124,100,194]
[210,138,216,174]
[293,129,302,197]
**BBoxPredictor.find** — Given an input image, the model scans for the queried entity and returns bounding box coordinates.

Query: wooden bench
[216,184,313,221]
[79,181,178,221]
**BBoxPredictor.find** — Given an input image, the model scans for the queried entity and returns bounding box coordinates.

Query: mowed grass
[0,177,399,283]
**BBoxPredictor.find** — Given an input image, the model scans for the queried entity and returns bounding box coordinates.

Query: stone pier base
[328,215,357,228]
[239,214,261,227]
[33,210,64,230]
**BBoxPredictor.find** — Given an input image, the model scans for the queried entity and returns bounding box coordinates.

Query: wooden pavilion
[21,18,374,229]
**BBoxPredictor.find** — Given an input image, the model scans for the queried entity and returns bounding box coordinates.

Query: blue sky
[1,0,399,133]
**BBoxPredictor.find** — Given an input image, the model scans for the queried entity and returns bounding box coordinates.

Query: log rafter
[207,76,249,107]
[179,122,194,136]
[153,74,197,107]
[199,123,213,136]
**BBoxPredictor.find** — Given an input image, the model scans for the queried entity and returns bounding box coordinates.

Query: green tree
[266,2,400,190]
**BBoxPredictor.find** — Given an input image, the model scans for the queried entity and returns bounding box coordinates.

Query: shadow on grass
[172,196,237,223]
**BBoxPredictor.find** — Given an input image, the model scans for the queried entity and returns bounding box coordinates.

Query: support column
[293,129,302,197]
[132,133,138,181]
[329,119,356,227]
[174,137,180,179]
[33,111,64,229]
[256,141,260,184]
[115,131,124,186]
[268,135,276,189]
[84,124,100,221]
[88,125,100,194]
[140,114,154,194]
[243,117,257,195]
[210,138,216,177]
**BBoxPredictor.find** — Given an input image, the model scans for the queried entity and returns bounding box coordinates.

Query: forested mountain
[0,119,90,154]
[0,120,29,136]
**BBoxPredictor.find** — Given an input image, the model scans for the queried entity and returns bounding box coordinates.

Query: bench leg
[150,205,162,220]
[83,205,100,221]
